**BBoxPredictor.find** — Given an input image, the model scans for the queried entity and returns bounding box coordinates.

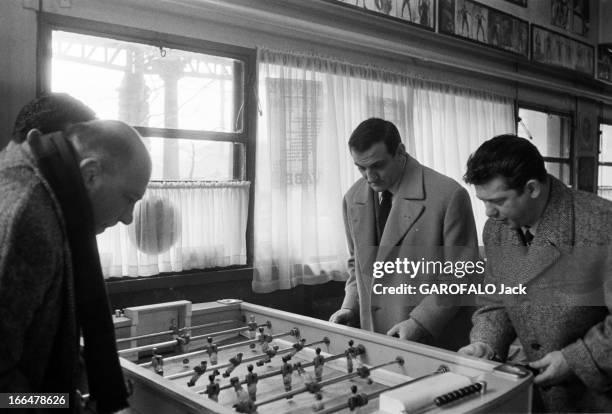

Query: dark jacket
[0,141,79,402]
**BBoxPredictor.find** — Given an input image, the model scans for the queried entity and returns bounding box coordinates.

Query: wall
[0,0,37,147]
[600,0,612,43]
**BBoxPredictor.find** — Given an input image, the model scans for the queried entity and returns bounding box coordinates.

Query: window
[518,107,572,185]
[50,30,246,180]
[598,122,612,200]
[43,20,255,277]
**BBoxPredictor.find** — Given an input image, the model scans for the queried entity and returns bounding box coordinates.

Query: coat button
[531,343,541,351]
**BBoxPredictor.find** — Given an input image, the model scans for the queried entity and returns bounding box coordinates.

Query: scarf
[29,131,129,413]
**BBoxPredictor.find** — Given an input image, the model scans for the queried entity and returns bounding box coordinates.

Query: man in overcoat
[460,134,612,412]
[330,118,479,348]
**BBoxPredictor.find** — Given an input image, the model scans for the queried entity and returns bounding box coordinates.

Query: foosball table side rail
[120,357,235,414]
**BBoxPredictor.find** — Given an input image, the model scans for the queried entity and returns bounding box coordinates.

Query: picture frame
[531,25,594,76]
[598,45,612,83]
[329,0,436,31]
[438,0,529,58]
[572,0,590,37]
[551,0,571,31]
[503,0,527,7]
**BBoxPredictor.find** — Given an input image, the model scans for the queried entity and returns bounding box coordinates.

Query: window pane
[546,161,570,186]
[518,108,570,158]
[51,30,243,132]
[600,123,612,163]
[144,137,235,181]
[598,165,612,200]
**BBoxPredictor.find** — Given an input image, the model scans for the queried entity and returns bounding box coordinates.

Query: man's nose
[366,169,379,182]
[484,202,497,218]
[120,209,134,225]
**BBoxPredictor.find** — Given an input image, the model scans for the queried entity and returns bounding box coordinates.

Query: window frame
[597,118,612,196]
[516,102,574,187]
[38,13,258,271]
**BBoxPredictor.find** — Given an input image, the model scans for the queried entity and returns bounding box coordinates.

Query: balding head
[65,120,150,175]
[64,120,152,234]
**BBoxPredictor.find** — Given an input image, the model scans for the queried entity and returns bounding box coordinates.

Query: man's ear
[525,179,542,199]
[79,158,102,188]
[396,142,407,157]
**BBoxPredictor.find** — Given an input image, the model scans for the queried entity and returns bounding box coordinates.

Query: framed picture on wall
[551,0,571,30]
[598,45,612,83]
[503,0,527,7]
[531,25,594,76]
[329,0,435,31]
[572,0,590,36]
[438,0,529,58]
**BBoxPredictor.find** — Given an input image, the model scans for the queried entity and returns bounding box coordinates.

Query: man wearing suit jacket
[330,118,479,347]
[460,134,612,412]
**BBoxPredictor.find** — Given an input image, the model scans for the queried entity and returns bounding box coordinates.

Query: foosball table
[113,300,532,413]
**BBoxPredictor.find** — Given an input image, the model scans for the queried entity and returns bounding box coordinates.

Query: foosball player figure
[257,327,273,353]
[290,338,307,357]
[245,364,259,401]
[187,361,208,387]
[205,374,221,402]
[223,352,244,377]
[313,347,325,382]
[256,345,279,367]
[206,336,218,365]
[294,362,319,393]
[169,319,179,339]
[345,340,357,373]
[347,385,369,412]
[177,333,190,353]
[281,355,294,396]
[312,393,325,412]
[231,377,254,412]
[247,314,258,340]
[356,365,374,385]
[151,348,164,376]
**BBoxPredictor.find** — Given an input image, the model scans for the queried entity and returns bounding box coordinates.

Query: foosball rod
[119,339,181,356]
[189,321,272,342]
[139,328,300,368]
[117,320,271,344]
[207,338,333,390]
[253,357,404,409]
[316,365,452,414]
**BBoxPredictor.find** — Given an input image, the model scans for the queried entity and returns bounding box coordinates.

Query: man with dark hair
[459,134,612,412]
[330,118,478,348]
[11,93,96,143]
[0,120,151,412]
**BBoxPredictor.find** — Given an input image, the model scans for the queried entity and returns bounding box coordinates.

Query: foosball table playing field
[113,300,532,414]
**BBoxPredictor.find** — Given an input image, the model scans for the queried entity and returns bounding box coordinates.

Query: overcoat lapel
[376,155,425,262]
[492,178,573,286]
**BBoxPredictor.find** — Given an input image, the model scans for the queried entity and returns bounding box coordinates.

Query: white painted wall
[0,0,38,147]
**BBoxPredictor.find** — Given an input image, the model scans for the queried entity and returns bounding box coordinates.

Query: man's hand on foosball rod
[329,308,357,326]
[386,318,432,343]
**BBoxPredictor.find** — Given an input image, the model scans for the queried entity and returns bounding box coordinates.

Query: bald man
[0,120,151,412]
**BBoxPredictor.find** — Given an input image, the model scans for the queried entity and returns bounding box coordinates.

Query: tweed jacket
[341,154,479,345]
[0,141,78,397]
[471,175,612,412]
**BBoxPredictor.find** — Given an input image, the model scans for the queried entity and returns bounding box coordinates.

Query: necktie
[378,191,392,241]
[524,229,534,246]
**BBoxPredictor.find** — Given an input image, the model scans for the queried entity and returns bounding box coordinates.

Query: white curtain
[254,48,514,293]
[97,181,249,278]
